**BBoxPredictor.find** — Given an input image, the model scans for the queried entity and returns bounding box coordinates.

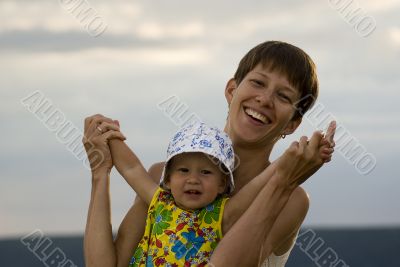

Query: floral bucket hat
[160,122,235,194]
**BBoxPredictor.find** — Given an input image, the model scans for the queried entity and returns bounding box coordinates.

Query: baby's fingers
[104,130,126,142]
[320,147,334,162]
[325,121,336,145]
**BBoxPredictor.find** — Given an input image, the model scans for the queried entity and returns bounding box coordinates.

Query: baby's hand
[319,121,336,163]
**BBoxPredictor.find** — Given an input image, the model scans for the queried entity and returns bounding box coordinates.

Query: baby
[119,123,234,266]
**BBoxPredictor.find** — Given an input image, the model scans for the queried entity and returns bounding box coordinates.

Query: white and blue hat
[160,122,235,194]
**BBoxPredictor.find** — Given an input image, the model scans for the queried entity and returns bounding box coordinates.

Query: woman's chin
[226,116,274,146]
[230,127,266,146]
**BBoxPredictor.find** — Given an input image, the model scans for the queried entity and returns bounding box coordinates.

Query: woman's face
[225,64,302,147]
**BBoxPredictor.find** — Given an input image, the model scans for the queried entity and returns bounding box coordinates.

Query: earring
[281,134,286,139]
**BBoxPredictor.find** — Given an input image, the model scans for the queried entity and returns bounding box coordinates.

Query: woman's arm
[223,130,332,233]
[212,127,335,266]
[83,114,164,267]
[211,170,295,267]
[85,170,157,267]
[85,170,117,267]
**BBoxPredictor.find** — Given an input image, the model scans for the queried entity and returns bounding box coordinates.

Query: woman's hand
[82,114,126,176]
[273,121,336,189]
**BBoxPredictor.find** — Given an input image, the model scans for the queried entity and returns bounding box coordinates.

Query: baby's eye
[177,168,189,173]
[201,169,212,175]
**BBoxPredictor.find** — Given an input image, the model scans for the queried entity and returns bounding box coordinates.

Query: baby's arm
[223,122,335,233]
[106,123,158,205]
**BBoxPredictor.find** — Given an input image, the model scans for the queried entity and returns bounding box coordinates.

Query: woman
[83,41,335,267]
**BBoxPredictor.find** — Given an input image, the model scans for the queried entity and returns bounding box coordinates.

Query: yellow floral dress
[129,188,228,267]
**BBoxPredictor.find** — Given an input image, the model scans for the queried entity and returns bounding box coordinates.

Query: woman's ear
[282,117,302,136]
[225,78,237,105]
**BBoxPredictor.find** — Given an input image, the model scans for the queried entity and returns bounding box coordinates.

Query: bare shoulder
[266,186,310,256]
[288,186,310,213]
[148,161,166,183]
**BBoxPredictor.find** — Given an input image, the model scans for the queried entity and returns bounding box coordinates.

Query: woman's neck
[231,143,273,193]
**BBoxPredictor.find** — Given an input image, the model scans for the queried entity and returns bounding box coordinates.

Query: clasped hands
[271,121,336,190]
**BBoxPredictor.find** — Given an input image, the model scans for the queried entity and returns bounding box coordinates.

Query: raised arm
[213,124,336,266]
[223,127,334,233]
[107,135,157,205]
[83,114,160,267]
[83,114,127,267]
[212,166,297,267]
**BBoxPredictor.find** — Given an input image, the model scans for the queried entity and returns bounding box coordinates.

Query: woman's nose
[255,90,274,107]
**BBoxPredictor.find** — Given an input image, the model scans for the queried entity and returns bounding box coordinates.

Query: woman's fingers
[276,127,336,188]
[84,114,107,132]
[97,121,122,134]
[298,136,308,154]
[89,116,114,134]
[86,115,115,138]
[83,115,125,145]
[82,115,125,174]
[308,131,324,152]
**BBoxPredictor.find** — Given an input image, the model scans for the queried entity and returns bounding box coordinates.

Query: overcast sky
[1,0,399,238]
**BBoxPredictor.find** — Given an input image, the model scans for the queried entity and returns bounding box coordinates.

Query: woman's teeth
[245,108,268,123]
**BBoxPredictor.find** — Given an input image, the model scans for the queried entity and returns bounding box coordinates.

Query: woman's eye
[250,79,264,87]
[278,93,291,103]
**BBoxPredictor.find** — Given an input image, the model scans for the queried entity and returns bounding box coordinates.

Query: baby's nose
[186,174,200,184]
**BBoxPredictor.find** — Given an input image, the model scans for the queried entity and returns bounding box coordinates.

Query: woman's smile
[244,107,271,125]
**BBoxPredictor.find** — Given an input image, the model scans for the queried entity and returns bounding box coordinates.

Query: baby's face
[166,152,226,211]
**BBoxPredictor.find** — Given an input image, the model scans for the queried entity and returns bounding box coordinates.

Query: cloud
[388,27,400,46]
[363,0,400,12]
[0,29,202,52]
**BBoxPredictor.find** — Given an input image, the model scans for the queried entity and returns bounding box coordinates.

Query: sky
[1,0,399,238]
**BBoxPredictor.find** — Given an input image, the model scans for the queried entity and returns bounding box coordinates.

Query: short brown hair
[233,41,319,120]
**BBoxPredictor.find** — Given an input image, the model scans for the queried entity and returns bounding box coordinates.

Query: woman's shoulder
[148,161,166,183]
[282,186,310,228]
[291,186,310,206]
[266,186,309,257]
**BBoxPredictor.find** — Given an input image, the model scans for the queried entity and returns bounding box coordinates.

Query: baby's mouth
[185,190,201,195]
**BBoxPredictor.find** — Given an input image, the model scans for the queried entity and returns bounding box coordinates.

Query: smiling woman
[83,41,335,267]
